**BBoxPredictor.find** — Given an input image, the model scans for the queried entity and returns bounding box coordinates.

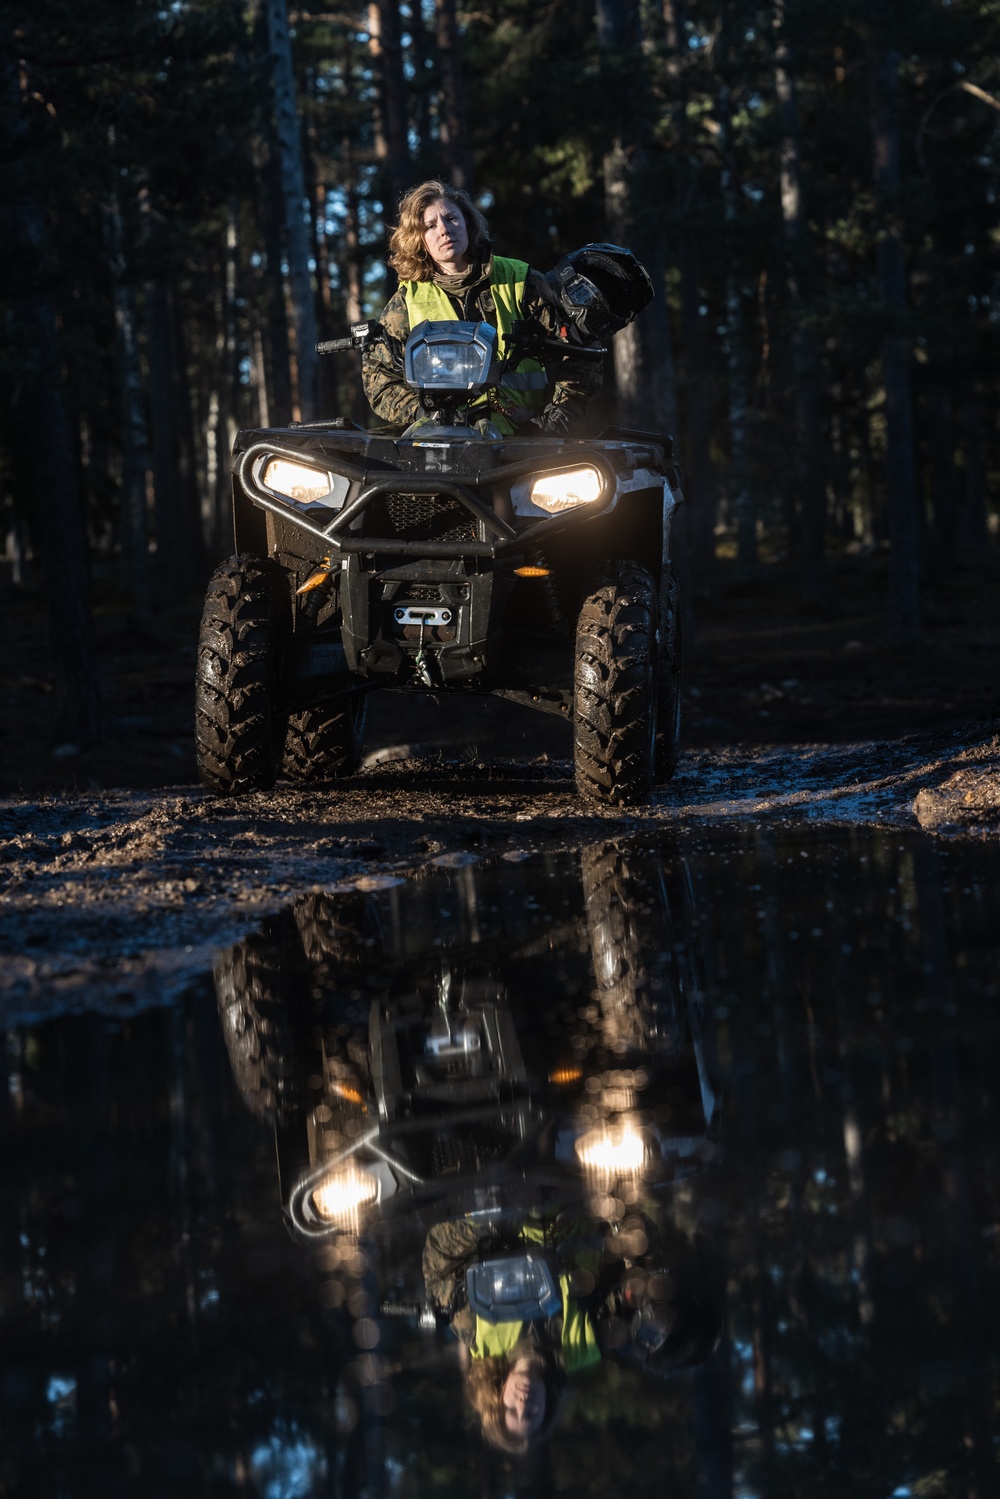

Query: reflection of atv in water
[194,303,685,804]
[214,842,721,1248]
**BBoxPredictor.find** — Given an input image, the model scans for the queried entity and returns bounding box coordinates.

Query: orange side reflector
[514,565,550,578]
[549,1067,583,1086]
[331,1083,366,1109]
[296,569,329,595]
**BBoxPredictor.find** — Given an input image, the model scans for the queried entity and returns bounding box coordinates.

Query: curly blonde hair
[388,179,493,282]
[464,1342,564,1454]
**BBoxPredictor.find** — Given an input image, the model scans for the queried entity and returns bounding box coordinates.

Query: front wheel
[194,554,288,794]
[574,561,658,805]
[655,565,683,783]
[283,693,368,783]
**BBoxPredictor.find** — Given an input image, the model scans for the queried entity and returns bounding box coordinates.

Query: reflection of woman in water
[423,1215,718,1454]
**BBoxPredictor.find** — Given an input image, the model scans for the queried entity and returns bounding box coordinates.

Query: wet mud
[2,718,999,1021]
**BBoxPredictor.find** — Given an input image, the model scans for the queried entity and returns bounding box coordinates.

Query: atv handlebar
[507,319,605,360]
[317,319,386,355]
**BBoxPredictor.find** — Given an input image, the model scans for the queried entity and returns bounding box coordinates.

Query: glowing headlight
[575,1121,648,1177]
[409,341,490,389]
[261,458,334,504]
[311,1164,378,1223]
[528,467,603,514]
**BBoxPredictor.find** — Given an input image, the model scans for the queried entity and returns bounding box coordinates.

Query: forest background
[1,0,998,760]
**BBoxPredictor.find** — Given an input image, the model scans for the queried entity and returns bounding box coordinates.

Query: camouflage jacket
[360,255,603,434]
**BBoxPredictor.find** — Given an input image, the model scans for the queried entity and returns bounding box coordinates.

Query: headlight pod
[259,457,342,506]
[575,1120,650,1178]
[310,1164,378,1225]
[510,465,604,517]
[404,319,498,391]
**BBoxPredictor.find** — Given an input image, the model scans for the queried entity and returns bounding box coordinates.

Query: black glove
[527,402,572,436]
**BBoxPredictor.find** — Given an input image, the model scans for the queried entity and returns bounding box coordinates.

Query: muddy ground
[2,554,999,1019]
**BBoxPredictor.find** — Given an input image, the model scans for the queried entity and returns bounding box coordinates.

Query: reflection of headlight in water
[575,1120,648,1177]
[311,1164,378,1224]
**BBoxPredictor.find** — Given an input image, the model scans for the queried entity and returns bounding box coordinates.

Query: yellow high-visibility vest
[403,257,548,434]
[471,1272,602,1373]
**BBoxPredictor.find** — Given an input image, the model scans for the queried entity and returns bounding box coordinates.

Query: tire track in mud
[1,725,997,1022]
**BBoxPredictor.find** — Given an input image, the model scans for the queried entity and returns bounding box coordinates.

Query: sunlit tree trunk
[869,43,919,644]
[258,142,295,427]
[370,0,411,212]
[265,0,319,420]
[434,0,470,189]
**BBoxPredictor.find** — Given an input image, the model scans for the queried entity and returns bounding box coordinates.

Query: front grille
[364,493,477,544]
[430,1121,518,1176]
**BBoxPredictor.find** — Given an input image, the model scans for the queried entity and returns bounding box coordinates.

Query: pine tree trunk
[955,383,989,566]
[370,0,411,210]
[773,0,827,606]
[434,0,470,188]
[925,369,957,564]
[265,0,320,420]
[870,43,919,645]
[597,0,678,436]
[665,0,716,599]
[107,180,153,627]
[147,274,206,597]
[258,145,295,428]
[717,86,755,570]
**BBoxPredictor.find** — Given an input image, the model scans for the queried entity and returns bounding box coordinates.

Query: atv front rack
[236,439,623,560]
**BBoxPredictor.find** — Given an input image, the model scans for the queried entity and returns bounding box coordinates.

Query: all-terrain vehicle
[214,841,721,1247]
[194,253,685,804]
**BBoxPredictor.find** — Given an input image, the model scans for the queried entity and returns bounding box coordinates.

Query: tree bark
[955,383,989,566]
[147,272,206,598]
[258,142,295,428]
[665,0,716,600]
[107,168,153,627]
[370,0,412,211]
[265,0,320,420]
[716,73,755,570]
[434,0,471,189]
[869,43,920,644]
[773,0,827,606]
[924,367,958,565]
[597,0,678,437]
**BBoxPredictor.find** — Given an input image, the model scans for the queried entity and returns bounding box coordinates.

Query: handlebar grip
[316,337,356,354]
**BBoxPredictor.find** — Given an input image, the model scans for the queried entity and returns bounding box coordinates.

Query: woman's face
[501,1357,546,1441]
[421,196,471,274]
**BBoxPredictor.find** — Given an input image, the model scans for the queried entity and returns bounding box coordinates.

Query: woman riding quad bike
[194,183,685,804]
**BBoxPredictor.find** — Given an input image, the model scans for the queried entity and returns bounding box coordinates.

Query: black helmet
[544,243,654,342]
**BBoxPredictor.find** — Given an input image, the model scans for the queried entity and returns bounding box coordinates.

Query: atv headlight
[404,319,498,391]
[575,1120,648,1177]
[260,458,336,505]
[511,466,604,517]
[310,1164,378,1224]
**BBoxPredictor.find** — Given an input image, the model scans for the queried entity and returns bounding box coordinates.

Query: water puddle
[3,826,999,1496]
